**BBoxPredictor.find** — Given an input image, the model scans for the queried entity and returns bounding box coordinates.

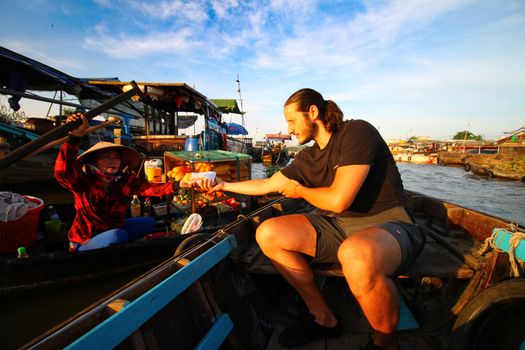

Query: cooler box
[164,150,252,183]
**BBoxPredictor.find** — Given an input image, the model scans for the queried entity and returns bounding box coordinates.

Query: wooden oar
[27,116,122,158]
[0,81,142,170]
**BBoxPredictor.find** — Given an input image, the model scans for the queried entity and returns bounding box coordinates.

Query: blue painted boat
[17,193,525,350]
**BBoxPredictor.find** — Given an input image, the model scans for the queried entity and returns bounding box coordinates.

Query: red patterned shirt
[54,140,174,244]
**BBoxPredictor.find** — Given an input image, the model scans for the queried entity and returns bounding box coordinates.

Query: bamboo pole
[27,116,121,158]
[0,81,142,170]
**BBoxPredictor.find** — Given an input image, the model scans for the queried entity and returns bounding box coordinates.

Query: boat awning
[209,99,244,115]
[0,46,83,95]
[79,81,223,120]
[0,47,135,115]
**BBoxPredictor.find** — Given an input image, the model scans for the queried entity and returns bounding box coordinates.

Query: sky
[1,0,524,143]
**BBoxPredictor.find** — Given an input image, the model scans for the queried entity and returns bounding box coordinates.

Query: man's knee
[255,218,278,249]
[338,238,378,294]
[338,238,376,270]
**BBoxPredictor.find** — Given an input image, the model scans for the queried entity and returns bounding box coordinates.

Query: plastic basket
[0,196,44,254]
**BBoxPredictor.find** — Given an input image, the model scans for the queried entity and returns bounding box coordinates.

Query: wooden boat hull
[0,124,57,185]
[466,161,525,181]
[395,152,438,164]
[0,151,56,185]
[438,151,467,166]
[18,194,525,350]
[261,149,289,165]
[0,235,185,296]
[491,168,525,181]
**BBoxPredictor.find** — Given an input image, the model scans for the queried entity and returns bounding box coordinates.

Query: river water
[252,162,525,226]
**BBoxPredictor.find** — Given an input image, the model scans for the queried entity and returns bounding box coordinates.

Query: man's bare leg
[338,227,402,350]
[255,214,337,327]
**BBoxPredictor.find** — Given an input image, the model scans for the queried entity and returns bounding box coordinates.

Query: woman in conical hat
[77,141,143,174]
[54,113,189,252]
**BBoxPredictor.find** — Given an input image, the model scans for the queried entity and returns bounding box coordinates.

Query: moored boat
[259,133,291,165]
[1,45,255,291]
[395,152,438,164]
[464,152,525,182]
[19,192,525,350]
[437,151,467,166]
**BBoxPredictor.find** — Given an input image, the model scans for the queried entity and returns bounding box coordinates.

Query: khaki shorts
[305,206,426,275]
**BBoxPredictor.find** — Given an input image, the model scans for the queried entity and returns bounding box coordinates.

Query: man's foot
[278,313,342,347]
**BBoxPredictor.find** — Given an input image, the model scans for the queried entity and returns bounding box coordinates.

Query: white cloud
[85,28,200,58]
[211,0,239,18]
[249,0,473,73]
[2,0,524,141]
[139,0,209,21]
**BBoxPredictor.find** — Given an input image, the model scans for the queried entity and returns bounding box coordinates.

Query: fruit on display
[193,162,212,172]
[167,161,250,182]
[171,188,241,212]
[171,189,192,206]
[167,165,190,181]
[165,158,250,213]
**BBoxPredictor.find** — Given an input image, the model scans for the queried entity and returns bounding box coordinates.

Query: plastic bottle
[17,246,29,258]
[144,197,151,216]
[130,195,141,217]
[47,205,60,220]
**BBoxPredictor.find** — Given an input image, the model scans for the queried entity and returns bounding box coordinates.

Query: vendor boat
[0,47,255,334]
[17,192,525,350]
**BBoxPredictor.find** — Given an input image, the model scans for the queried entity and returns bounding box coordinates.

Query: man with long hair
[200,88,425,350]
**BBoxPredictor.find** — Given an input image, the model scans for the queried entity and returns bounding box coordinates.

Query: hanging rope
[478,223,525,277]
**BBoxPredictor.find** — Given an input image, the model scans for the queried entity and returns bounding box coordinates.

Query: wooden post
[144,104,150,137]
[174,111,179,136]
[113,126,122,145]
[152,107,157,135]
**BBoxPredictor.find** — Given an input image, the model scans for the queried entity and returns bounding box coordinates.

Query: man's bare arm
[197,170,290,196]
[291,164,370,213]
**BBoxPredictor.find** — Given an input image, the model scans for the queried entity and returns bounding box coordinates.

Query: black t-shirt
[281,119,405,217]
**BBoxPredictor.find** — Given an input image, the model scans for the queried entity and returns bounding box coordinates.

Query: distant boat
[394,152,438,164]
[465,159,525,181]
[0,121,57,185]
[462,142,525,181]
[260,133,291,165]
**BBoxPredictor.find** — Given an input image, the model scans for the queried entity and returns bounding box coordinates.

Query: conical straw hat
[77,141,142,171]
